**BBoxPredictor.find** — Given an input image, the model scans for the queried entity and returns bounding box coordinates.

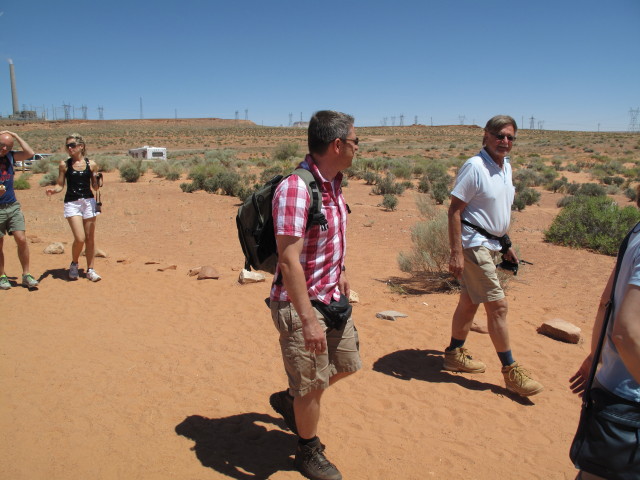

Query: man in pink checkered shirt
[268,111,361,480]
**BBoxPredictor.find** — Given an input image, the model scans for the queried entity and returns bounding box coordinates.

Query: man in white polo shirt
[444,115,543,397]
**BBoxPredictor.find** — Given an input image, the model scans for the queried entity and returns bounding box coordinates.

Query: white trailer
[128,146,167,161]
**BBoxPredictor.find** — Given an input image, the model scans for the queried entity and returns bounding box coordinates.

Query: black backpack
[236,168,327,274]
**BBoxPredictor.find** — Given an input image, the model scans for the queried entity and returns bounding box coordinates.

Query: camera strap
[461,219,501,241]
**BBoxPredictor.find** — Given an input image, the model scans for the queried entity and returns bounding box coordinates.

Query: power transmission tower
[391,116,396,126]
[537,120,544,130]
[628,108,640,132]
[458,115,465,125]
[139,97,144,119]
[63,103,71,121]
[98,106,104,120]
[245,109,248,121]
[81,105,88,120]
[235,110,239,122]
[288,113,293,126]
[529,116,535,129]
[382,117,387,126]
[399,114,404,127]
[414,115,418,125]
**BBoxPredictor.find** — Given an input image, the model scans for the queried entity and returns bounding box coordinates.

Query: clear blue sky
[1,0,638,131]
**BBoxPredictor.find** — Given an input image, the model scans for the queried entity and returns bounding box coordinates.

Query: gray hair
[308,110,354,155]
[484,115,518,135]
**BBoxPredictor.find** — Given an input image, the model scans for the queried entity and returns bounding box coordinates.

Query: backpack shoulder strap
[292,168,327,230]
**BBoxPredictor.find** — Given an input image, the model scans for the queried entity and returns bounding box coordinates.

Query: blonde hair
[66,133,86,156]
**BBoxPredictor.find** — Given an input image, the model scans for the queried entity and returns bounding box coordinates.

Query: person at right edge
[444,115,543,397]
[268,111,361,480]
[569,186,640,480]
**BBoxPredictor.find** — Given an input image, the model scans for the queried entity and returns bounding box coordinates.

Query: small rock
[538,318,581,344]
[187,267,202,277]
[239,269,265,284]
[157,265,177,272]
[197,266,220,280]
[43,242,65,254]
[376,310,408,321]
[349,290,360,304]
[95,249,108,258]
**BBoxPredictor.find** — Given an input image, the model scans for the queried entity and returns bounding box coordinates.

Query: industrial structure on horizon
[5,60,39,121]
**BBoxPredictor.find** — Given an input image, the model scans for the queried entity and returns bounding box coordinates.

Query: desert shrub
[93,155,119,172]
[513,169,543,188]
[165,166,182,181]
[180,182,198,193]
[152,161,171,177]
[513,187,540,211]
[118,159,144,183]
[430,181,450,205]
[382,194,398,211]
[566,163,581,173]
[577,183,606,197]
[13,174,31,190]
[602,176,625,187]
[398,205,449,274]
[624,187,637,203]
[362,171,379,185]
[31,159,53,174]
[547,178,568,193]
[260,165,284,184]
[545,195,640,255]
[556,196,577,208]
[202,171,243,196]
[565,182,580,195]
[38,164,59,186]
[391,162,413,179]
[372,173,405,195]
[273,142,299,161]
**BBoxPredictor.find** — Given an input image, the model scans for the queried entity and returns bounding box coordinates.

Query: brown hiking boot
[294,437,342,480]
[269,390,298,435]
[502,362,544,397]
[443,347,486,373]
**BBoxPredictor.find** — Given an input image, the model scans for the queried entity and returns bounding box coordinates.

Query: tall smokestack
[8,59,19,116]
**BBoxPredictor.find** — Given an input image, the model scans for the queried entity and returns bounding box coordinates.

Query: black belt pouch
[312,294,352,330]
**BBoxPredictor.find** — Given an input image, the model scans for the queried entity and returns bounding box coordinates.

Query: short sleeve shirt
[596,225,640,402]
[451,148,515,251]
[269,154,348,304]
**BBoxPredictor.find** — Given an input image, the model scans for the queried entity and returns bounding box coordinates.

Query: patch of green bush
[382,194,398,211]
[118,159,145,183]
[513,187,541,211]
[13,173,31,190]
[372,173,405,195]
[544,195,640,255]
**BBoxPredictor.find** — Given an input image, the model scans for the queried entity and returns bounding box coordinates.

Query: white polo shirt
[451,148,515,251]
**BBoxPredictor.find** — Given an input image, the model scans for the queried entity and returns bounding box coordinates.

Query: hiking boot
[269,390,298,435]
[502,362,544,397]
[22,273,39,288]
[443,347,486,373]
[69,262,79,280]
[86,269,101,282]
[294,437,342,480]
[0,275,11,290]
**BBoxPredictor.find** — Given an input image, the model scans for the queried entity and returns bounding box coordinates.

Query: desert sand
[0,123,622,479]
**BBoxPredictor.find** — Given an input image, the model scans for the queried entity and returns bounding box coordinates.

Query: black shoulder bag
[569,222,640,480]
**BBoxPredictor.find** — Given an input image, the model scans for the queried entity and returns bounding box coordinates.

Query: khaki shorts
[0,202,25,237]
[460,246,505,304]
[271,300,362,397]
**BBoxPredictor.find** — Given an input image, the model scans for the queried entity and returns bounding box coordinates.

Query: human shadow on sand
[372,348,534,405]
[39,268,78,282]
[175,412,297,479]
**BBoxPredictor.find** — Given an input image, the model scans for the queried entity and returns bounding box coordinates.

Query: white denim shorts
[64,198,99,219]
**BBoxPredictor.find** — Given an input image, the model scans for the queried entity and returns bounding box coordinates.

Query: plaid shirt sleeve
[273,175,311,237]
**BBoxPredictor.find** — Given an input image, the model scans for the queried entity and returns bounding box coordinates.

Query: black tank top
[64,158,94,202]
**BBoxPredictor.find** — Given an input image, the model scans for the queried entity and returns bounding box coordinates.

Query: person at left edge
[0,130,39,290]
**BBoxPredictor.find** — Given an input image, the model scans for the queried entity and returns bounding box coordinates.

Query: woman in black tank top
[45,133,102,282]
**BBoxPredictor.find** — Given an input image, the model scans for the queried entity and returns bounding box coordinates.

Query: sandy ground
[1,170,615,479]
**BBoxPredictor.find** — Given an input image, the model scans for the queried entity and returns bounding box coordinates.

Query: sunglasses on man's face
[66,143,79,149]
[491,132,516,142]
[342,137,359,146]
